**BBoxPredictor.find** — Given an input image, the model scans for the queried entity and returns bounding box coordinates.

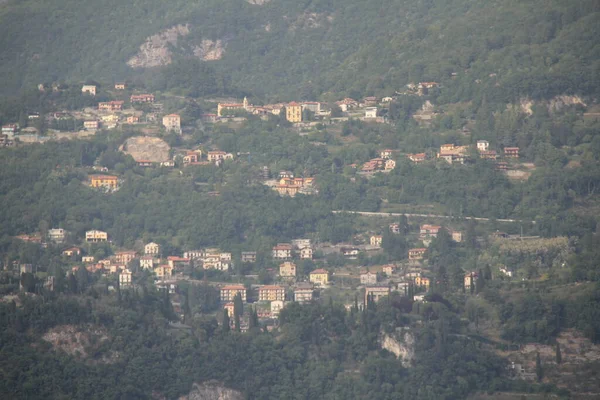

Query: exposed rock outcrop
[119,136,171,162]
[193,39,226,61]
[245,0,271,5]
[42,324,119,364]
[380,328,415,367]
[127,24,190,68]
[179,381,244,400]
[121,136,171,162]
[548,95,586,113]
[128,24,227,67]
[514,95,586,115]
[288,12,333,31]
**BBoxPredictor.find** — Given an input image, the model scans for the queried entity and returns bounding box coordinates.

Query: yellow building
[279,262,297,278]
[285,102,302,123]
[154,265,173,279]
[309,268,329,285]
[415,276,430,289]
[101,114,120,123]
[223,302,235,317]
[370,235,383,247]
[90,175,118,189]
[464,272,478,291]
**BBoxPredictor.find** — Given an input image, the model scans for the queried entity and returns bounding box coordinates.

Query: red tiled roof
[311,268,328,274]
[259,285,285,291]
[221,285,246,290]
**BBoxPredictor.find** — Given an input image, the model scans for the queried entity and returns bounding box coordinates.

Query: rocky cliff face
[127,24,226,68]
[193,39,226,61]
[380,328,415,367]
[178,382,244,400]
[516,95,587,115]
[121,136,170,162]
[42,324,120,364]
[127,24,191,68]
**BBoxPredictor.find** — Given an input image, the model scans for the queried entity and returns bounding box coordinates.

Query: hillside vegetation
[0,0,599,100]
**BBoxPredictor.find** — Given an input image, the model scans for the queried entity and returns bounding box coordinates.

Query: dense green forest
[2,283,583,400]
[0,0,598,100]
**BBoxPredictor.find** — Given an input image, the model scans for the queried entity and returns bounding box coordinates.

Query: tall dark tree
[222,309,230,333]
[67,273,78,294]
[536,352,543,382]
[233,293,243,332]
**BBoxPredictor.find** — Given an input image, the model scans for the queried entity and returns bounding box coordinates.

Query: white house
[364,107,378,119]
[477,140,490,152]
[144,242,160,256]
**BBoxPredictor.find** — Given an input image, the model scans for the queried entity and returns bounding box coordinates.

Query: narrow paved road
[332,210,535,224]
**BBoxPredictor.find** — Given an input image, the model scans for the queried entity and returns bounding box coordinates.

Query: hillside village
[1,73,600,399]
[1,1,600,398]
[10,206,545,335]
[1,80,539,193]
[2,78,593,327]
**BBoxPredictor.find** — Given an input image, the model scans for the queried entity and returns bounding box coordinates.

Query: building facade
[309,269,329,285]
[220,285,247,303]
[90,175,118,189]
[145,242,160,255]
[285,102,302,123]
[258,285,286,301]
[85,230,108,242]
[279,262,297,278]
[162,114,181,134]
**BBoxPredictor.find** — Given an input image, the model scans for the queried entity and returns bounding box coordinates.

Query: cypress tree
[222,309,230,333]
[536,352,543,382]
[233,293,243,332]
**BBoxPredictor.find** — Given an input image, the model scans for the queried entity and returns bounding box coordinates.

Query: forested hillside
[0,0,599,100]
[2,0,600,398]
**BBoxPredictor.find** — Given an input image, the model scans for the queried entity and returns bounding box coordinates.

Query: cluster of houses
[216,97,327,123]
[0,121,43,145]
[2,84,180,136]
[218,265,330,328]
[272,239,315,261]
[10,214,518,330]
[81,84,183,132]
[61,237,239,287]
[344,222,471,303]
[215,95,390,124]
[94,92,180,133]
[359,149,398,173]
[435,141,520,166]
[179,148,234,167]
[405,81,441,96]
[402,141,520,167]
[273,171,316,197]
